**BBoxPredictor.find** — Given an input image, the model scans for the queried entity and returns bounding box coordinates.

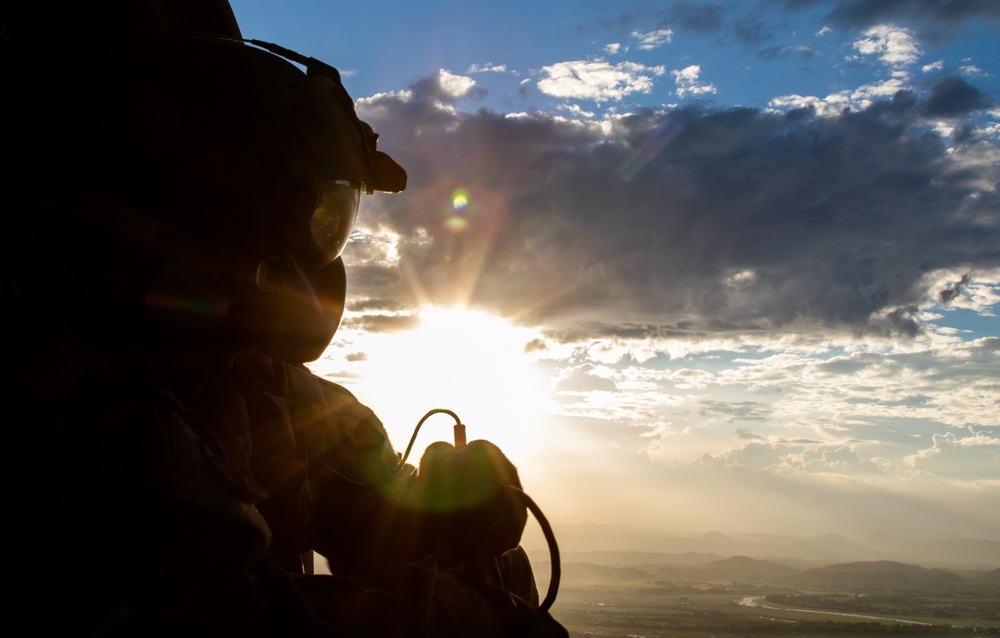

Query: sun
[318,305,552,469]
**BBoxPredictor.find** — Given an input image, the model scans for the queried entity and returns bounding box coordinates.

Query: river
[737,596,933,626]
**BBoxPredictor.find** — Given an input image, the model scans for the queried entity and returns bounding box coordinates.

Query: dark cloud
[924,77,993,118]
[353,74,1000,338]
[823,0,1000,26]
[781,0,1000,40]
[665,2,727,34]
[596,1,724,37]
[868,306,924,339]
[344,313,421,333]
[609,1,999,51]
[599,1,769,48]
[733,20,774,47]
[938,274,971,304]
[524,338,548,353]
[757,45,819,62]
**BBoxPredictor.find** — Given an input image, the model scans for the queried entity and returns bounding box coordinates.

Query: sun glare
[331,306,552,470]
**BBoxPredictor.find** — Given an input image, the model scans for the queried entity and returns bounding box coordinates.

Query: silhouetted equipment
[3,0,405,363]
[396,409,562,611]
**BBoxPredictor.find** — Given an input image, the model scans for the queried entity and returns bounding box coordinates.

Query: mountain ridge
[520,521,1000,570]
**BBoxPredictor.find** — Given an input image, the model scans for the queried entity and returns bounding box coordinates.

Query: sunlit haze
[311,305,553,468]
[231,0,1000,545]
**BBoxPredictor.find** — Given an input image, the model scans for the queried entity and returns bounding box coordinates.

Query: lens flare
[447,188,471,230]
[618,115,682,181]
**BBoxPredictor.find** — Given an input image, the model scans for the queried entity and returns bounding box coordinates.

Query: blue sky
[229,0,999,542]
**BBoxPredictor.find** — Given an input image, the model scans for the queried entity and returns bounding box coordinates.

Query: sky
[229,0,1000,543]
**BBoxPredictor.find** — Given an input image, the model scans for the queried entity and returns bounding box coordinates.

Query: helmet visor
[309,179,362,267]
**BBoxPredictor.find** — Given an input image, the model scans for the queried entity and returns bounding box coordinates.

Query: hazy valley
[523,523,1000,637]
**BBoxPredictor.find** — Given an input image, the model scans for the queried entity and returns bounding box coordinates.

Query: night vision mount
[232,36,407,195]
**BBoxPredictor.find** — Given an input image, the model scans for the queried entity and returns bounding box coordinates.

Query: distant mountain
[652,555,803,583]
[521,522,1000,570]
[979,568,1000,583]
[701,555,803,582]
[864,533,1000,568]
[560,562,650,580]
[788,560,966,590]
[553,550,723,566]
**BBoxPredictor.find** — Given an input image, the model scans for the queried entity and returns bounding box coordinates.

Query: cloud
[467,63,509,74]
[922,60,944,73]
[430,70,482,100]
[353,71,999,340]
[537,60,666,102]
[361,70,485,116]
[672,64,717,98]
[757,44,819,61]
[904,431,1000,484]
[699,400,772,422]
[939,274,971,305]
[631,28,673,50]
[828,0,1000,24]
[781,0,1000,40]
[768,71,989,120]
[557,103,596,119]
[666,2,726,34]
[709,440,789,471]
[709,440,890,478]
[960,63,987,79]
[852,25,921,68]
[601,2,724,38]
[924,76,993,117]
[555,364,619,393]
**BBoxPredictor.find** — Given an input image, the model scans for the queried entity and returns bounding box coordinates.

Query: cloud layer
[355,73,997,341]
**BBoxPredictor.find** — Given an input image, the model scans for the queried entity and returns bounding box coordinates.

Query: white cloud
[436,69,478,99]
[767,73,912,116]
[631,28,673,50]
[671,64,717,98]
[466,62,509,74]
[604,43,621,55]
[537,60,666,102]
[904,431,1000,484]
[961,64,987,78]
[557,103,596,119]
[356,89,412,106]
[853,25,921,68]
[816,26,832,37]
[922,60,944,73]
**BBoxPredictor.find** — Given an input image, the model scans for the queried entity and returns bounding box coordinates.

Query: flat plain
[539,562,1000,637]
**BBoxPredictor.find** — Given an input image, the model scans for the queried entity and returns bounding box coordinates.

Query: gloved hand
[315,436,529,577]
[410,439,528,566]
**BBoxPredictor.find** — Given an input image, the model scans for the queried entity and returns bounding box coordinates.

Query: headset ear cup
[246,255,347,364]
[314,255,348,340]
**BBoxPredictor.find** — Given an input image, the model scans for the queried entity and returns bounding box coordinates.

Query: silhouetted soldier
[3,1,565,635]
